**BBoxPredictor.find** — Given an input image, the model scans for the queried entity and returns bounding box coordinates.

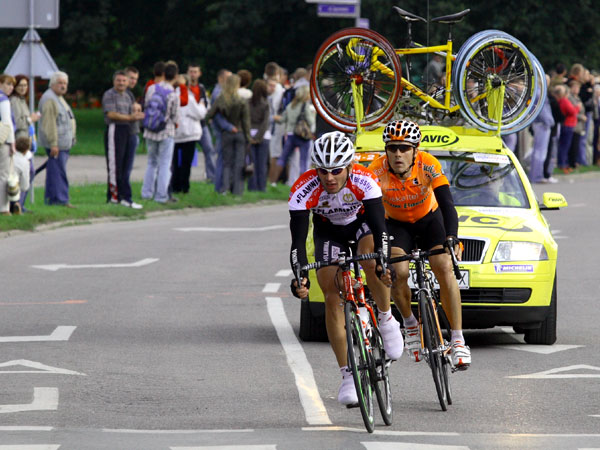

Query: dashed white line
[171,446,276,450]
[103,429,254,434]
[262,283,281,293]
[0,326,76,343]
[276,269,293,277]
[175,225,286,232]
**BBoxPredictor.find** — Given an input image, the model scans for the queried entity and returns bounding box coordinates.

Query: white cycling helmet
[311,131,355,169]
[382,120,421,147]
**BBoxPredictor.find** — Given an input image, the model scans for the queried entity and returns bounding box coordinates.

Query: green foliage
[1,0,600,95]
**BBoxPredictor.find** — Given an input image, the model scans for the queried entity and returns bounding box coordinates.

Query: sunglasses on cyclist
[317,167,345,176]
[386,144,415,153]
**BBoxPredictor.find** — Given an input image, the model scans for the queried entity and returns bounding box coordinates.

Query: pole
[29,0,36,203]
[355,0,361,27]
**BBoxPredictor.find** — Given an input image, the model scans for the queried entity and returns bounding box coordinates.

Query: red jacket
[559,96,579,128]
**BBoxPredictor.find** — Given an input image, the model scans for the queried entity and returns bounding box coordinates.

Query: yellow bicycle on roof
[310,7,546,136]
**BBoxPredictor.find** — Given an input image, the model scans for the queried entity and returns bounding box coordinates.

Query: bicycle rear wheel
[345,301,375,432]
[370,324,393,425]
[454,36,537,134]
[419,291,448,411]
[311,27,402,132]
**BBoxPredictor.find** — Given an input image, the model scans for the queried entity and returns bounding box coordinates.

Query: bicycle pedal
[453,362,470,372]
[346,402,360,409]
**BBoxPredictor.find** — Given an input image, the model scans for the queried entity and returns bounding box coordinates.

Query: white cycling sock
[378,308,394,323]
[451,330,464,343]
[402,313,418,328]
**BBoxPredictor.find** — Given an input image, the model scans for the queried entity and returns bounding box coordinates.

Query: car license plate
[407,269,470,290]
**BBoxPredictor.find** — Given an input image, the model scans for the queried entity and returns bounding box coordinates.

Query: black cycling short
[313,218,372,265]
[386,208,446,253]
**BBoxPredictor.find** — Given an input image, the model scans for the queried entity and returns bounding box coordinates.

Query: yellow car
[299,125,567,345]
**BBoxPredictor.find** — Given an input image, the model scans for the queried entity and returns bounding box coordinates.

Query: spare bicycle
[294,248,391,433]
[388,241,463,411]
[310,7,544,135]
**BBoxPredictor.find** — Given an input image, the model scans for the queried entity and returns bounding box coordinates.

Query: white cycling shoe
[378,316,404,360]
[338,375,358,405]
[451,340,471,370]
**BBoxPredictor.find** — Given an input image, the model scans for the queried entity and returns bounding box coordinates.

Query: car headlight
[492,241,548,262]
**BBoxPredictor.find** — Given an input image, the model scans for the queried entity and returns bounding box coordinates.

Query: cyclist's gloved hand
[445,236,463,262]
[375,262,394,287]
[290,275,310,299]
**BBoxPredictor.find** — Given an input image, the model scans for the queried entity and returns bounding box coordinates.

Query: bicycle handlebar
[387,243,462,281]
[295,252,381,277]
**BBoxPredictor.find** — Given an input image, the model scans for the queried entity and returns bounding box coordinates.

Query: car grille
[460,238,486,263]
[460,288,531,304]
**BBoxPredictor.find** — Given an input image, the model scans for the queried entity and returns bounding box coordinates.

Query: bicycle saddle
[393,6,426,23]
[431,9,470,24]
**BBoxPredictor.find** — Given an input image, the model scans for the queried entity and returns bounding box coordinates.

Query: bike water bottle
[358,307,371,335]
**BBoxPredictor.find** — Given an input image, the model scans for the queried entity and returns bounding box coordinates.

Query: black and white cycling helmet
[382,120,421,147]
[311,131,355,169]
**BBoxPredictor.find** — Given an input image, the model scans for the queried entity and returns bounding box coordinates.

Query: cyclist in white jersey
[289,131,404,406]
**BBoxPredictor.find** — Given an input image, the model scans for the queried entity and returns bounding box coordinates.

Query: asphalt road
[0,174,599,449]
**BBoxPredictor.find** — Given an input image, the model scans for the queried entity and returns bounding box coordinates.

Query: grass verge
[0,181,290,233]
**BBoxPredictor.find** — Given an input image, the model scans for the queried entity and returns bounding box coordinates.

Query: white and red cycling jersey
[288,165,382,225]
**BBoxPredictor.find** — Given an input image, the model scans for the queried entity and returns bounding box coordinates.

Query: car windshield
[430,151,530,208]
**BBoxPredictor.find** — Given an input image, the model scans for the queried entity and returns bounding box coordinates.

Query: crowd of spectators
[0,60,598,215]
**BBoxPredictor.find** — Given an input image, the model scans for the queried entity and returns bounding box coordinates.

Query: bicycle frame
[396,41,459,112]
[410,251,451,362]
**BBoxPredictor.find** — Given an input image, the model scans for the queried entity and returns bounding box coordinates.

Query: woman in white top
[171,75,207,194]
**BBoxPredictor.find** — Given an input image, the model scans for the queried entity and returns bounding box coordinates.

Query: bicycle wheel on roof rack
[311,27,402,133]
[454,36,537,134]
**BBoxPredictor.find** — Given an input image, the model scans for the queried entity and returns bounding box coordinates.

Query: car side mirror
[539,192,568,210]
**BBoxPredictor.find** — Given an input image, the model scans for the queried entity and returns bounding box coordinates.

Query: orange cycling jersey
[368,151,449,223]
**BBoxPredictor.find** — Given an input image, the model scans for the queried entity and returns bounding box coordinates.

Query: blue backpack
[143,84,170,132]
[278,86,296,114]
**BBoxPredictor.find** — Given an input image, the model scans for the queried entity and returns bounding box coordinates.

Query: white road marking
[266,296,331,426]
[508,364,600,379]
[103,429,253,434]
[495,344,583,354]
[0,326,76,343]
[32,258,159,271]
[304,426,460,435]
[0,387,58,413]
[276,269,293,277]
[362,443,468,449]
[0,427,53,431]
[174,225,286,232]
[0,447,59,450]
[0,360,85,375]
[262,283,281,293]
[171,446,276,450]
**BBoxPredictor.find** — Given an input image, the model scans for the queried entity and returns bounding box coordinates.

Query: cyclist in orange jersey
[369,120,471,370]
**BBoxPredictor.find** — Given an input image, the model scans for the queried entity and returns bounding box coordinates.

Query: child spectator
[10,136,32,214]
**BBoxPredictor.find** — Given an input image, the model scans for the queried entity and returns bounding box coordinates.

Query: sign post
[2,0,60,203]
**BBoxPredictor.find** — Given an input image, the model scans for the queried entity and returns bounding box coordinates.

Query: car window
[431,151,530,208]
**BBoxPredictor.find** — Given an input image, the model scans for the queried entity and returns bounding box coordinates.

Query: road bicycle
[388,241,462,411]
[293,248,391,433]
[310,7,543,135]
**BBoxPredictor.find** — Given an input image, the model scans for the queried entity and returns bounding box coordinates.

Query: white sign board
[0,0,59,29]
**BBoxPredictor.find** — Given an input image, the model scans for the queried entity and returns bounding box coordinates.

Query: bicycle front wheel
[345,301,375,432]
[419,291,448,411]
[311,27,402,132]
[370,324,393,425]
[454,36,537,134]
